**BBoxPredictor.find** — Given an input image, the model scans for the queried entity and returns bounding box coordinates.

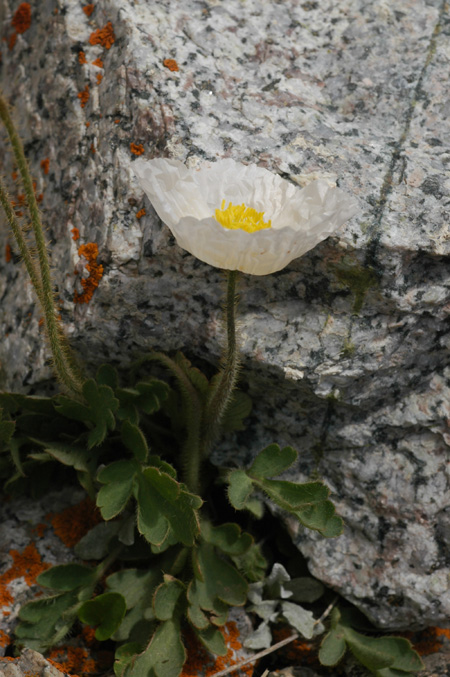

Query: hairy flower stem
[0,92,84,397]
[201,270,240,458]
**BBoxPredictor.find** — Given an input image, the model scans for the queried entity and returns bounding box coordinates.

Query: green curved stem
[201,270,240,457]
[139,352,203,495]
[0,92,84,397]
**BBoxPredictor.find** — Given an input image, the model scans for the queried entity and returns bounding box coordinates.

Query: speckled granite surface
[0,0,449,629]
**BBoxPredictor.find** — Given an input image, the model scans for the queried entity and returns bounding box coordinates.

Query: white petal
[133,158,358,275]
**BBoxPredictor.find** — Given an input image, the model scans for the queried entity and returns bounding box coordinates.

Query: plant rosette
[132,157,358,275]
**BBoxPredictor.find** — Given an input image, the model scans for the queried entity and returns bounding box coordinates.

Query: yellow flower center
[215,199,272,233]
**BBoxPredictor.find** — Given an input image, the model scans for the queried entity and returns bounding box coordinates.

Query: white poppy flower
[132,158,358,275]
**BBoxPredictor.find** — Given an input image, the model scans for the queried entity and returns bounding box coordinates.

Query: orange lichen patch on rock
[48,647,97,675]
[73,242,104,303]
[12,3,31,33]
[401,627,450,657]
[163,58,179,72]
[31,522,47,538]
[96,72,103,85]
[5,243,12,263]
[136,208,146,219]
[78,84,90,108]
[81,625,98,647]
[50,496,102,548]
[0,629,10,647]
[182,623,253,677]
[130,142,144,156]
[8,33,17,50]
[272,626,315,665]
[90,142,96,154]
[89,21,115,49]
[40,157,50,174]
[85,121,90,127]
[71,227,80,241]
[11,170,18,181]
[114,118,120,123]
[78,50,87,64]
[82,4,95,17]
[0,543,50,613]
[92,57,103,68]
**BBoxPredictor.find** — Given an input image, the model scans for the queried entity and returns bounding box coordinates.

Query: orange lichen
[89,21,115,49]
[82,4,95,17]
[12,3,31,34]
[78,50,87,64]
[8,33,17,50]
[81,625,97,647]
[40,157,50,174]
[48,647,97,675]
[114,118,120,123]
[0,543,50,614]
[92,57,103,68]
[31,523,47,538]
[136,208,146,219]
[85,121,90,127]
[182,623,253,677]
[5,243,12,263]
[90,142,96,154]
[71,227,80,241]
[163,58,179,72]
[130,142,144,156]
[401,626,450,657]
[78,84,90,108]
[272,626,315,665]
[96,72,103,85]
[0,629,10,647]
[11,170,18,181]
[50,497,102,548]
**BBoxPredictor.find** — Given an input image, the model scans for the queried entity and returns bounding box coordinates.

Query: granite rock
[0,648,66,677]
[0,0,449,630]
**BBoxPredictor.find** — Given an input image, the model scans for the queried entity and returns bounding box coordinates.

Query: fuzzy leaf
[107,568,162,610]
[201,522,253,556]
[195,542,248,607]
[0,411,15,448]
[221,390,252,432]
[244,621,272,650]
[343,627,424,674]
[153,576,185,621]
[136,380,170,414]
[16,591,79,647]
[232,542,268,583]
[293,501,344,538]
[74,521,122,559]
[97,460,137,520]
[121,420,149,462]
[78,592,127,641]
[9,438,25,477]
[37,564,96,591]
[195,625,227,656]
[114,643,143,677]
[284,577,325,603]
[35,440,91,473]
[137,468,201,547]
[96,363,119,390]
[124,619,186,677]
[187,579,229,628]
[175,352,209,397]
[248,444,297,479]
[281,601,315,639]
[227,469,254,510]
[319,628,347,666]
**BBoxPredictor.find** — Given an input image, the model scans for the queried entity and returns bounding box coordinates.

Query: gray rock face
[0,0,449,630]
[0,648,66,677]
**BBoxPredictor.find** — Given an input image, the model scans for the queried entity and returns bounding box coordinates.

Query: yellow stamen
[215,199,272,233]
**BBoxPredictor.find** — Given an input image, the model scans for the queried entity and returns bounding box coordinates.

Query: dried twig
[209,596,339,677]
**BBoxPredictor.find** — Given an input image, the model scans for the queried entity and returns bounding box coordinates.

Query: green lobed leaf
[0,410,15,449]
[153,576,185,621]
[34,440,91,473]
[84,379,119,448]
[187,579,229,628]
[97,460,137,520]
[293,501,344,538]
[74,522,122,560]
[195,542,248,607]
[201,521,253,556]
[78,592,127,641]
[107,569,162,610]
[96,363,119,390]
[136,380,171,414]
[175,352,209,397]
[232,542,268,583]
[284,577,325,603]
[343,627,424,674]
[319,628,347,666]
[227,469,254,510]
[16,591,79,646]
[37,563,96,591]
[135,473,170,547]
[248,444,297,479]
[121,420,149,462]
[257,478,330,510]
[195,625,227,656]
[124,619,186,677]
[9,438,25,477]
[114,643,143,677]
[137,467,202,547]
